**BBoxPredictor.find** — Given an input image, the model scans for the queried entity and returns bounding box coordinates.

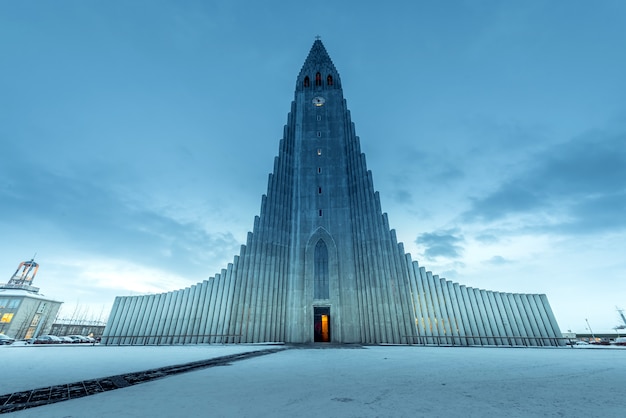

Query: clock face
[312,96,325,106]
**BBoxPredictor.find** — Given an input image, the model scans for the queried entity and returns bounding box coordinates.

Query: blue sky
[1,1,625,332]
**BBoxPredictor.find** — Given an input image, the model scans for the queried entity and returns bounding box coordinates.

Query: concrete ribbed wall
[101,40,564,347]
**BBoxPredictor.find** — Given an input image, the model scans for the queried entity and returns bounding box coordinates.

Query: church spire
[296,38,341,91]
[101,40,564,348]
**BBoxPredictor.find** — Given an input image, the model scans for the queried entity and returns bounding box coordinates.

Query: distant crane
[616,307,626,330]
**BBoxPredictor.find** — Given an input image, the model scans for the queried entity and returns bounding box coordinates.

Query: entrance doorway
[314,307,331,342]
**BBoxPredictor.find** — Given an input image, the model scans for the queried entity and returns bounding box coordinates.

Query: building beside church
[102,40,564,346]
[0,259,63,340]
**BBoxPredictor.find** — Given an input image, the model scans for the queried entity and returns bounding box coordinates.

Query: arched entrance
[314,307,331,342]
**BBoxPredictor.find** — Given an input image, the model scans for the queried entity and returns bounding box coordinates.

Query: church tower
[102,40,564,346]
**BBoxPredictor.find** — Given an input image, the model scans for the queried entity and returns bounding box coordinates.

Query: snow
[1,344,625,417]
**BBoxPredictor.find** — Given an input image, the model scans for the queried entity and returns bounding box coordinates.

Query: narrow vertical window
[304,76,310,87]
[317,131,321,137]
[317,167,321,174]
[318,187,322,194]
[315,72,322,86]
[318,209,323,217]
[327,75,333,85]
[314,240,329,299]
[317,115,321,121]
[317,148,322,155]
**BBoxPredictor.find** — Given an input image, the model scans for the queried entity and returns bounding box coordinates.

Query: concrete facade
[0,289,62,340]
[1,259,63,340]
[102,40,564,346]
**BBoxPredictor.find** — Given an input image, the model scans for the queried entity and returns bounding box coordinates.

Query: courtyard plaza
[1,343,624,417]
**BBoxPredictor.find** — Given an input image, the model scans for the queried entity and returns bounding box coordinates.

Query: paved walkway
[2,345,624,417]
[0,347,284,414]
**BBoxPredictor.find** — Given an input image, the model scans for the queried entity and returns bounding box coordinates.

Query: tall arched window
[315,72,322,86]
[327,75,333,85]
[314,240,329,299]
[304,76,310,87]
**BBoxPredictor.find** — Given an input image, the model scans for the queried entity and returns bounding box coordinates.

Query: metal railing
[101,334,243,346]
[403,334,568,347]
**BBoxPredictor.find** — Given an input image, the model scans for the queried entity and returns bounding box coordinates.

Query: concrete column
[393,247,417,344]
[265,166,280,343]
[485,291,507,345]
[241,218,260,342]
[418,267,436,344]
[522,294,548,346]
[102,297,123,344]
[466,288,487,345]
[223,255,242,343]
[197,276,215,344]
[165,289,184,344]
[145,293,162,344]
[404,257,423,344]
[359,170,381,343]
[171,289,186,344]
[350,146,370,342]
[356,163,375,343]
[539,294,564,345]
[378,218,402,344]
[374,198,395,343]
[435,276,454,344]
[183,283,201,344]
[117,296,138,345]
[531,294,557,345]
[493,292,516,345]
[455,285,474,345]
[276,240,289,342]
[445,281,465,345]
[145,294,162,344]
[428,274,446,344]
[511,294,535,345]
[255,238,271,343]
[412,263,429,344]
[212,271,230,343]
[204,277,220,343]
[262,172,281,343]
[135,295,156,345]
[251,198,268,342]
[231,239,252,343]
[188,281,206,344]
[365,214,387,342]
[175,287,193,344]
[213,272,229,343]
[201,275,217,343]
[472,289,494,345]
[500,293,523,346]
[125,296,144,345]
[154,292,174,345]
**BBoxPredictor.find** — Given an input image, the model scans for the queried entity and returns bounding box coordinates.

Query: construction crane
[616,307,626,330]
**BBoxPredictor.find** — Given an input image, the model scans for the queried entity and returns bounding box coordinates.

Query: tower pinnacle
[297,39,341,90]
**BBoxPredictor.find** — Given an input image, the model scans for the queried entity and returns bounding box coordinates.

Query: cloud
[0,159,241,280]
[391,189,413,205]
[463,131,626,234]
[484,255,511,265]
[415,228,465,259]
[474,233,500,244]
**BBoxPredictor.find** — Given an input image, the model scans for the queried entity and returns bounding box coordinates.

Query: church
[101,40,564,346]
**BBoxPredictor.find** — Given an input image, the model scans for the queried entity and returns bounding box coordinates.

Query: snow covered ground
[1,344,624,417]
